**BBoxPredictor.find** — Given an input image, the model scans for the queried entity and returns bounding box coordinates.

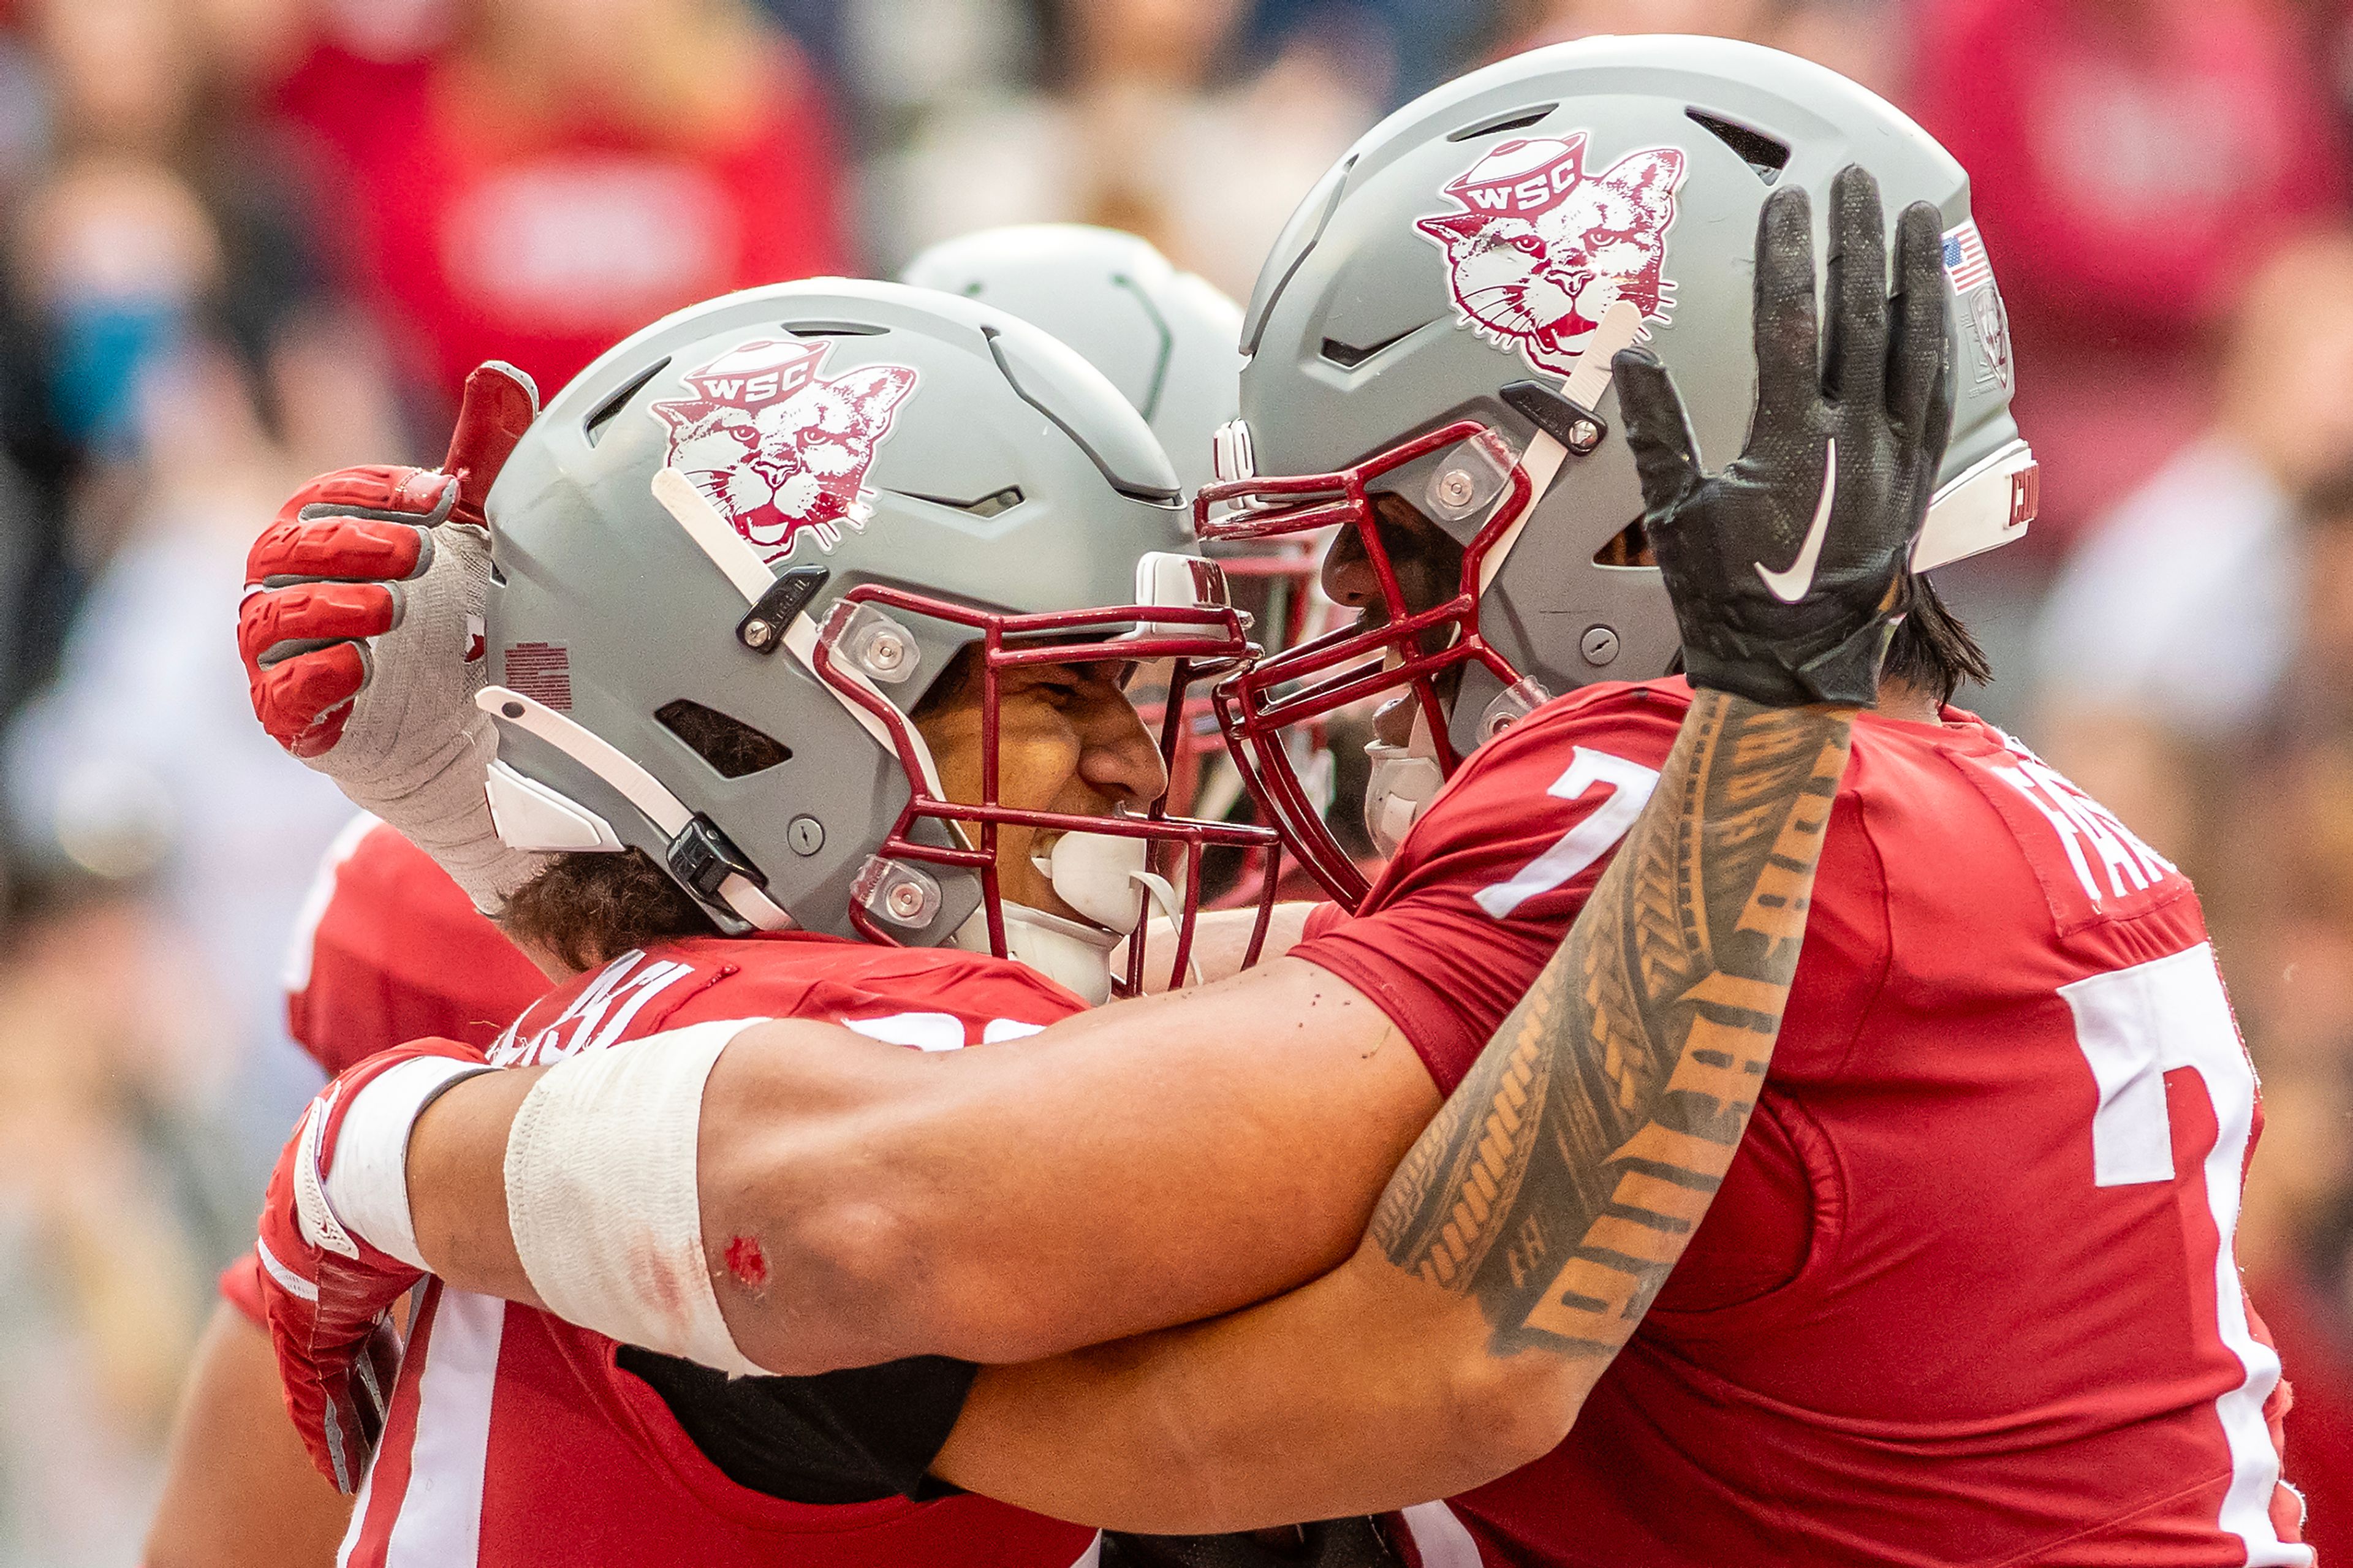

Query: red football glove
[238,362,550,913]
[256,1039,489,1492]
[240,362,535,756]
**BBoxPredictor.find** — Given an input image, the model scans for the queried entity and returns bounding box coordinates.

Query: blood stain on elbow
[724,1234,770,1290]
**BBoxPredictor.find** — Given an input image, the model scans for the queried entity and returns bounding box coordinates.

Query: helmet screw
[1434,468,1477,509]
[1570,418,1602,452]
[741,619,775,649]
[865,631,907,675]
[787,816,824,856]
[886,881,928,920]
[1580,625,1620,666]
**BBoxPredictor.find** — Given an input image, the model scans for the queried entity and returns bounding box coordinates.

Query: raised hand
[1613,164,1953,709]
[239,362,547,911]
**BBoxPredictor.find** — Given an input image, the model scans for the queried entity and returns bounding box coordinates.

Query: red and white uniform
[1301,677,2308,1568]
[284,817,550,1074]
[223,819,548,1327]
[342,932,1100,1568]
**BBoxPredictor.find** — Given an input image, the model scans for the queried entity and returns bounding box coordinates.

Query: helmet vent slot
[656,700,792,779]
[783,320,890,336]
[583,358,672,446]
[1319,321,1430,369]
[1447,103,1557,142]
[1594,518,1655,568]
[1686,110,1790,184]
[896,485,1026,519]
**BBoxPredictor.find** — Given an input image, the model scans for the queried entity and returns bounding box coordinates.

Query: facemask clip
[1480,676,1552,741]
[854,855,943,929]
[835,605,921,685]
[1423,428,1520,523]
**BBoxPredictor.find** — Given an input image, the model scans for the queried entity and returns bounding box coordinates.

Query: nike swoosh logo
[1756,440,1837,603]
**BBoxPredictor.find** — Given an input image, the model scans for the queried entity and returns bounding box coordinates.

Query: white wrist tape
[322,1056,494,1270]
[504,1018,768,1376]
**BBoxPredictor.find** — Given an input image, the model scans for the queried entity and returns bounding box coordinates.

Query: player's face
[1322,492,1471,746]
[916,654,1169,923]
[1319,492,1465,635]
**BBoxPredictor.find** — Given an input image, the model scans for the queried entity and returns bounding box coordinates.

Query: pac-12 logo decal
[1416,134,1685,378]
[652,337,917,561]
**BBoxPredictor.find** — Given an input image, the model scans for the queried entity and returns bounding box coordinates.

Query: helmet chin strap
[1363,703,1447,860]
[1480,300,1643,597]
[1363,308,1640,860]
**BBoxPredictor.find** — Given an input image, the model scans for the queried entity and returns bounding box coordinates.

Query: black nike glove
[1613,164,1954,708]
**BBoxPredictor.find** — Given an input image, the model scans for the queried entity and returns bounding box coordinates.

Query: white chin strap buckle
[1362,703,1446,860]
[1916,439,2037,571]
[1211,419,1256,484]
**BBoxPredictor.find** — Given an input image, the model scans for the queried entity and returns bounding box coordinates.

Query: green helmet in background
[476,279,1270,1001]
[1200,34,2036,903]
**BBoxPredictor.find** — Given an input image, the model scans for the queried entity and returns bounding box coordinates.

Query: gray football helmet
[473,279,1275,1001]
[1199,34,2037,903]
[902,224,1334,819]
[900,224,1243,493]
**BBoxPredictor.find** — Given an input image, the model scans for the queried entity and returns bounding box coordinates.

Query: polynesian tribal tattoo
[1370,691,1852,1355]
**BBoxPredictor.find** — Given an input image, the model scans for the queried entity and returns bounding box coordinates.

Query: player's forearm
[1113,900,1316,991]
[1372,690,1847,1364]
[699,959,1436,1373]
[933,692,1851,1529]
[937,1251,1567,1532]
[408,1066,546,1307]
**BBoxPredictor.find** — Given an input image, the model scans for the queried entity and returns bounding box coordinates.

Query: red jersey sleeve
[285,818,550,1074]
[1291,683,1687,1093]
[1297,901,1347,944]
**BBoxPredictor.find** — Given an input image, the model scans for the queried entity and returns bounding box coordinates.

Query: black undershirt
[615,1346,1403,1566]
[616,1345,976,1504]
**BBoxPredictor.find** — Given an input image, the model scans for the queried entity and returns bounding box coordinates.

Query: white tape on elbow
[504,1017,769,1376]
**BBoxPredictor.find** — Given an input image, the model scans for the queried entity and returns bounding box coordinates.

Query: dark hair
[1881,570,1991,708]
[496,656,992,971]
[501,849,715,972]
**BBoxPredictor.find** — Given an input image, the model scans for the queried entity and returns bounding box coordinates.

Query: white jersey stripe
[2060,945,2311,1566]
[382,1289,506,1568]
[1400,1501,1485,1567]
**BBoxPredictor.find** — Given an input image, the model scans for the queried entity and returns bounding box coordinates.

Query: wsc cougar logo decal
[652,337,917,562]
[1417,134,1685,378]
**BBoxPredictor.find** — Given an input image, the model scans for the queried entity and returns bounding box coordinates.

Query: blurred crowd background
[0,0,2349,1558]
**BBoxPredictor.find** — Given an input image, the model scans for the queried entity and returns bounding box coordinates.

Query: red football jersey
[284,816,550,1074]
[343,933,1099,1568]
[1299,677,2308,1568]
[224,819,553,1328]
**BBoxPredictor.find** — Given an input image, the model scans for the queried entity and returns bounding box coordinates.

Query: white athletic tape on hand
[322,1056,494,1271]
[505,1018,771,1376]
